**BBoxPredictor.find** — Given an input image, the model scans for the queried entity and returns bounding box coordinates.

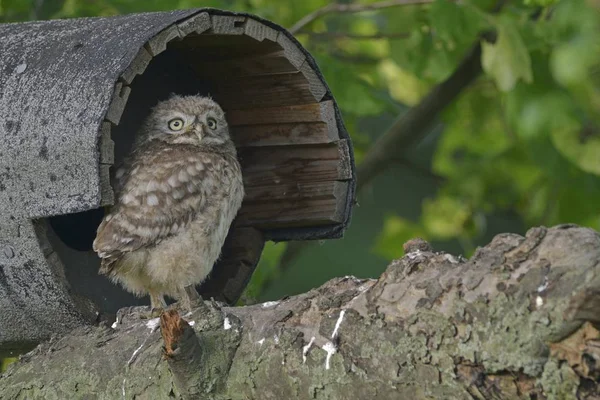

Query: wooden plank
[213,72,318,109]
[239,141,352,186]
[99,122,114,165]
[211,15,246,35]
[173,35,282,61]
[227,100,335,126]
[236,183,348,229]
[191,50,297,78]
[231,121,337,147]
[244,18,278,42]
[177,12,211,36]
[244,180,343,202]
[145,25,181,56]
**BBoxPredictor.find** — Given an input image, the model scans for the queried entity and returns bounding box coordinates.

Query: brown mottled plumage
[93,95,244,312]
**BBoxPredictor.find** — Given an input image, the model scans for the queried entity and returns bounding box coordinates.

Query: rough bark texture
[2,225,600,399]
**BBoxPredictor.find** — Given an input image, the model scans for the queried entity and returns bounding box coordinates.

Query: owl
[93,95,244,314]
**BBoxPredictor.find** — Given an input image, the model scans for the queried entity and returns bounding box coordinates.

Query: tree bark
[1,225,600,399]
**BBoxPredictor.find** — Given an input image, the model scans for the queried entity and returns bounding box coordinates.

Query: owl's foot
[176,285,205,313]
[137,307,164,320]
[136,292,167,319]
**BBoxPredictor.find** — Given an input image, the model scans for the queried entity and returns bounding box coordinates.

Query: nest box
[0,9,355,348]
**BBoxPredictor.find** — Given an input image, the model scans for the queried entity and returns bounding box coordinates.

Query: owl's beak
[192,124,204,142]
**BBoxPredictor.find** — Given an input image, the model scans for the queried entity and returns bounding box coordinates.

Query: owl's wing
[93,153,212,274]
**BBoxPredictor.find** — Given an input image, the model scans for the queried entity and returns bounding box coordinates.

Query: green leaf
[422,195,471,239]
[551,120,600,176]
[481,19,533,91]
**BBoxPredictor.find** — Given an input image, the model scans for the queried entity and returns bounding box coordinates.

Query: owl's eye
[168,118,184,131]
[207,117,217,130]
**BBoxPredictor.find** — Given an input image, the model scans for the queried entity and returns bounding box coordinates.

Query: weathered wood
[98,122,114,165]
[244,18,278,42]
[200,227,264,303]
[104,82,131,125]
[191,50,297,78]
[210,15,246,35]
[213,72,319,109]
[119,47,152,85]
[173,34,282,61]
[177,12,211,36]
[239,141,352,187]
[231,121,337,147]
[227,100,336,126]
[238,181,349,228]
[237,196,346,228]
[145,25,181,56]
[244,180,345,202]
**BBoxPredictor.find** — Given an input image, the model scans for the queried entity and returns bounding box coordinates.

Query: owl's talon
[138,307,164,320]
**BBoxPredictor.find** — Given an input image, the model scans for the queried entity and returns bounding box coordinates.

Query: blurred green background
[0,0,599,369]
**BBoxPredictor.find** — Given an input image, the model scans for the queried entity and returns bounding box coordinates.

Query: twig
[289,0,435,34]
[160,310,204,399]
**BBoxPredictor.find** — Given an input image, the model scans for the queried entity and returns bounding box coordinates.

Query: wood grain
[172,34,281,60]
[231,121,337,147]
[236,182,348,229]
[213,72,318,109]
[227,100,335,126]
[239,140,352,187]
[191,50,297,78]
[244,180,346,203]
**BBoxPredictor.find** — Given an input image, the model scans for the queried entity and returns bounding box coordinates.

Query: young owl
[93,95,244,314]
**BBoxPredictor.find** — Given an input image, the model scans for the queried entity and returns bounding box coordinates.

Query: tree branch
[2,226,600,398]
[356,42,482,190]
[289,0,435,34]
